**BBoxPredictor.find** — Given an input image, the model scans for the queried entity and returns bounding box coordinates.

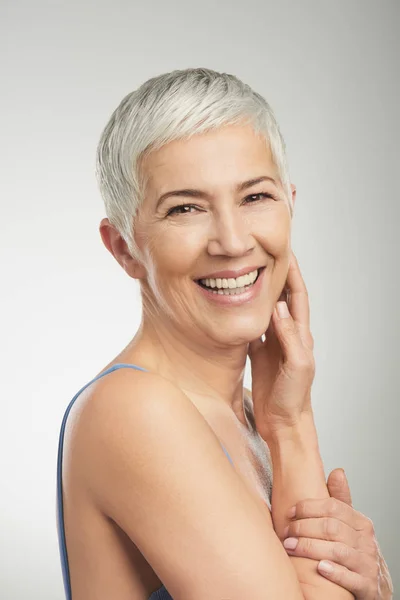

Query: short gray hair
[96,67,293,260]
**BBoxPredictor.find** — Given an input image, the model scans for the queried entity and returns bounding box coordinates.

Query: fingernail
[288,506,296,518]
[283,537,298,550]
[277,301,290,319]
[318,560,334,574]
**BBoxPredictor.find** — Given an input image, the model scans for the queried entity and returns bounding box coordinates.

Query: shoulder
[74,366,200,428]
[68,367,228,497]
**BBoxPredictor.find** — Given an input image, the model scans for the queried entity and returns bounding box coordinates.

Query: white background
[1,0,399,597]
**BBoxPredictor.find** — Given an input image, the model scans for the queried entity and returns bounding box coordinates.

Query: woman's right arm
[76,369,307,600]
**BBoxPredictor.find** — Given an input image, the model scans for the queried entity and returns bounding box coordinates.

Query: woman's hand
[282,468,394,599]
[248,250,316,440]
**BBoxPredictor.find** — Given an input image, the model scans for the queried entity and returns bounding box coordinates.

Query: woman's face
[134,122,295,346]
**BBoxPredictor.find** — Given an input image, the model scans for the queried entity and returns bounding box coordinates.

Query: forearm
[266,413,354,599]
[267,413,328,538]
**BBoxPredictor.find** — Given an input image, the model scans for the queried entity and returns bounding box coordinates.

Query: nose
[207,209,255,257]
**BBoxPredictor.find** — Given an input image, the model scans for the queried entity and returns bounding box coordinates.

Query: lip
[194,266,266,306]
[195,265,264,280]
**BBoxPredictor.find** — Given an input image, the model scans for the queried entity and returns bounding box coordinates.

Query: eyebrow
[155,176,278,209]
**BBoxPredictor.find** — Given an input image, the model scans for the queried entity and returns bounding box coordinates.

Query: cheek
[151,226,205,276]
[249,214,291,296]
[252,215,291,255]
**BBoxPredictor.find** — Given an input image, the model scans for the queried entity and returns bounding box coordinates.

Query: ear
[99,218,146,279]
[290,183,296,208]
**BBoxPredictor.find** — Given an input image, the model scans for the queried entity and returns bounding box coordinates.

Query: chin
[208,316,272,346]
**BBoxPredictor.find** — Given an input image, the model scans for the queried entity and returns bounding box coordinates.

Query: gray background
[1,0,399,597]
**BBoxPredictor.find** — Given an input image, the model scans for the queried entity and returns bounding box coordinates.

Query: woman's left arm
[281,468,394,600]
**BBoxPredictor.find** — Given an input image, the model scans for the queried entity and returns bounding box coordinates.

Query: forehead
[141,123,278,192]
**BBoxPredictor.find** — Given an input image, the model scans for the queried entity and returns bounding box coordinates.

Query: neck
[125,312,250,421]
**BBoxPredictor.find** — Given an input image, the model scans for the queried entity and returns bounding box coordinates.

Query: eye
[244,192,277,204]
[166,204,199,216]
[166,193,278,216]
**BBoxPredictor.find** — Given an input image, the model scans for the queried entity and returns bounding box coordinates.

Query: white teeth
[212,286,249,295]
[200,269,258,289]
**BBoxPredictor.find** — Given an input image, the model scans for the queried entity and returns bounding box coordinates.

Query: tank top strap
[148,584,173,599]
[221,443,234,466]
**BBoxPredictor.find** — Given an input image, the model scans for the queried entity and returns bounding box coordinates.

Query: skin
[97,122,392,598]
[287,470,394,599]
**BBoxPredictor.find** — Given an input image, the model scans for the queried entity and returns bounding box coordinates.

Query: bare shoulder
[80,366,222,451]
[67,368,304,600]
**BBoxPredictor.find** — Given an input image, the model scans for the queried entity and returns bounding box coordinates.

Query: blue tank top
[56,363,235,600]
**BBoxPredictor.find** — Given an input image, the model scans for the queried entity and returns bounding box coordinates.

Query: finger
[285,251,310,331]
[284,516,358,549]
[272,302,313,370]
[289,497,366,531]
[327,469,353,507]
[283,537,376,576]
[264,316,281,357]
[317,560,377,598]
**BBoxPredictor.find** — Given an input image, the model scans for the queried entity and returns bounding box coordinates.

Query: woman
[56,68,393,599]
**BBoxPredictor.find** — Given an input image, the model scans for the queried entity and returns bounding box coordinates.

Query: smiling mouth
[195,267,265,295]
